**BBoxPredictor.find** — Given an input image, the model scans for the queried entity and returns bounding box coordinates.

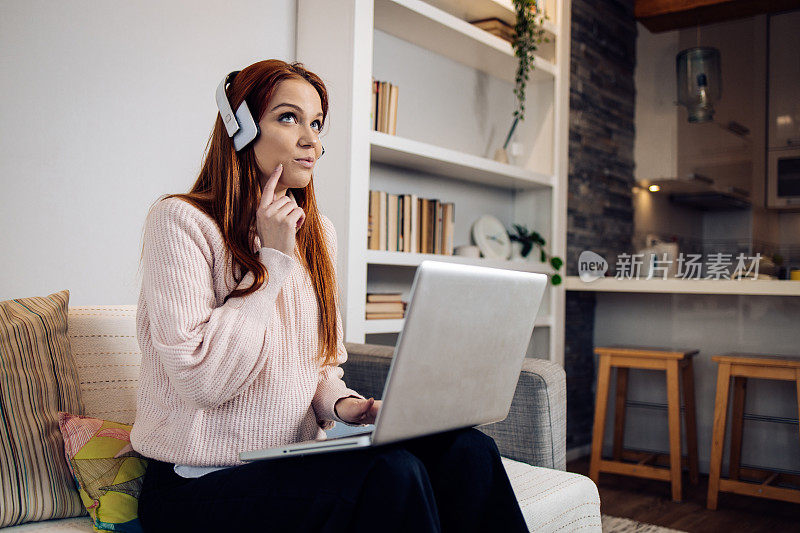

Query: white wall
[0,0,296,304]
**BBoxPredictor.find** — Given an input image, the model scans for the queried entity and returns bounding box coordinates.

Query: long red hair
[140,60,340,366]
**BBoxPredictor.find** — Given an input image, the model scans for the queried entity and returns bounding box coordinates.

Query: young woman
[132,59,528,532]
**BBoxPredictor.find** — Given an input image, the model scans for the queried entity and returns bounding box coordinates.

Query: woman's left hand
[334,397,382,425]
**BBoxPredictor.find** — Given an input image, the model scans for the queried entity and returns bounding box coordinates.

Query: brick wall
[565,0,637,450]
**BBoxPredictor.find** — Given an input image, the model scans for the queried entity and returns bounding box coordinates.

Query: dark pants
[137,427,529,532]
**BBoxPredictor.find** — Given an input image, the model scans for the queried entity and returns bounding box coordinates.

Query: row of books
[366,292,406,320]
[368,190,455,255]
[371,78,398,134]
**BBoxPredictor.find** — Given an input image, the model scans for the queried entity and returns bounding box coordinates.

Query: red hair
[141,60,340,366]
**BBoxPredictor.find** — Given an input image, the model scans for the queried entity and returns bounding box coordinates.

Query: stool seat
[707,353,800,509]
[595,346,699,359]
[712,353,800,367]
[589,346,699,502]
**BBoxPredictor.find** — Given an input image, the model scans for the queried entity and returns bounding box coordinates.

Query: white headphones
[215,70,326,157]
[216,71,259,152]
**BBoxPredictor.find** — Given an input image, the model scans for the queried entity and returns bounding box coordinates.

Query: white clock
[471,215,511,260]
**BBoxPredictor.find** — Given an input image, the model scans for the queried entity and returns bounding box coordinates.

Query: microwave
[767,146,800,209]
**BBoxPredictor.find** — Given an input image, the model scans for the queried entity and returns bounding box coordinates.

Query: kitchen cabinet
[768,10,800,150]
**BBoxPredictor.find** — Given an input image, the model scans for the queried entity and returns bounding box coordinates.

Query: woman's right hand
[256,163,306,257]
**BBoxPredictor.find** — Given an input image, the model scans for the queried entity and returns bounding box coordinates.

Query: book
[366,312,405,320]
[381,81,391,133]
[366,301,405,313]
[398,194,404,252]
[443,202,455,255]
[378,191,387,250]
[428,199,438,255]
[387,193,398,252]
[370,78,378,130]
[367,190,380,250]
[410,194,418,254]
[367,292,403,303]
[435,201,443,255]
[389,84,399,135]
[419,198,429,254]
[470,18,515,43]
[377,81,384,132]
[402,194,412,253]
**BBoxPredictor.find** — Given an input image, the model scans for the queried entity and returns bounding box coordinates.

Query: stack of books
[371,78,398,134]
[469,18,515,44]
[367,190,455,255]
[366,292,406,320]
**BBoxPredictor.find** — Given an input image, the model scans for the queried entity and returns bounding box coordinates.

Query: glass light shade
[676,47,721,123]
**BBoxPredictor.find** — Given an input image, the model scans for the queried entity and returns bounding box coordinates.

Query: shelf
[370,131,554,190]
[374,0,557,84]
[565,276,800,296]
[366,250,552,273]
[365,314,552,334]
[424,0,559,36]
[364,318,406,334]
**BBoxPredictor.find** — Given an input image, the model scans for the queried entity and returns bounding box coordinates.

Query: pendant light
[676,46,721,123]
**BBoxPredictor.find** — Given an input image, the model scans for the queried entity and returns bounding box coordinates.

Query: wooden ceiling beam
[635,0,800,32]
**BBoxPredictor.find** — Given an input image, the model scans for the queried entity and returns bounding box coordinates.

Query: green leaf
[550,256,563,270]
[551,274,562,285]
[540,250,546,263]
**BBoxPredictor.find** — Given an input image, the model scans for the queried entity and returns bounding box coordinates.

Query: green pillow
[58,412,147,532]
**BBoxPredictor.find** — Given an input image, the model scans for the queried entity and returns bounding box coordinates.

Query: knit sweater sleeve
[311,214,366,428]
[140,198,296,410]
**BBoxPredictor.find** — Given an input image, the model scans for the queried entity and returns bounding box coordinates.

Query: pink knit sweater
[131,196,364,466]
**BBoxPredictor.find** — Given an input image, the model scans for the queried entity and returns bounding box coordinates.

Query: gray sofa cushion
[342,342,567,470]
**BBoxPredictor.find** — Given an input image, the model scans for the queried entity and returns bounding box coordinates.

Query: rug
[602,514,688,533]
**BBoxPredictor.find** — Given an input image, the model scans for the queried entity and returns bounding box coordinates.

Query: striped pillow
[0,289,87,527]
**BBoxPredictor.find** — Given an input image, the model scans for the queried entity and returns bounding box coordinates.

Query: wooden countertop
[564,276,800,296]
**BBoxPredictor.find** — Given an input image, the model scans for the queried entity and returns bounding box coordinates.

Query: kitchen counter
[565,276,800,296]
[576,281,800,475]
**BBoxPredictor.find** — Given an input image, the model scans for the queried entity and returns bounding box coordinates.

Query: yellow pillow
[58,412,147,532]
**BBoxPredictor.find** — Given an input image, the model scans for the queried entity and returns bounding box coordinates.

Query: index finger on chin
[262,164,283,206]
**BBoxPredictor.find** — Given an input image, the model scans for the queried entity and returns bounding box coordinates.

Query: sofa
[5,305,601,532]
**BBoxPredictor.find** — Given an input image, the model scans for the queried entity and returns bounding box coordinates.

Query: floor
[567,456,800,533]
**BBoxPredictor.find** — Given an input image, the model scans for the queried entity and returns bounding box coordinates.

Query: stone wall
[565,0,637,451]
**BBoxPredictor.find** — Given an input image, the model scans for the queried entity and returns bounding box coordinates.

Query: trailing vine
[512,0,549,122]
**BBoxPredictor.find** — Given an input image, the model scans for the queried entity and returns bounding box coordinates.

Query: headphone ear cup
[231,100,260,151]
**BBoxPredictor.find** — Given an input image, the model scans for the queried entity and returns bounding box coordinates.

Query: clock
[471,215,511,260]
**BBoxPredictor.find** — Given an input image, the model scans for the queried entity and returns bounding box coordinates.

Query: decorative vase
[493,147,509,164]
[510,241,524,261]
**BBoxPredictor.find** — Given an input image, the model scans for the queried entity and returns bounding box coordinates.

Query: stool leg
[795,370,800,452]
[613,367,629,461]
[589,355,612,484]
[666,360,683,502]
[682,359,699,485]
[729,377,747,482]
[707,362,732,510]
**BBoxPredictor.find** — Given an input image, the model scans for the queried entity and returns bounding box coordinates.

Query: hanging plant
[511,0,549,123]
[508,224,563,285]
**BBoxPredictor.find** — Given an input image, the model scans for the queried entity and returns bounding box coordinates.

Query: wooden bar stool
[707,353,800,510]
[589,345,700,502]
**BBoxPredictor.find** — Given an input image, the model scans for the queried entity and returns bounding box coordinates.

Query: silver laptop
[240,260,548,462]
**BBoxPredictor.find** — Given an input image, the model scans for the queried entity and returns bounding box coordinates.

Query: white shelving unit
[297,0,570,365]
